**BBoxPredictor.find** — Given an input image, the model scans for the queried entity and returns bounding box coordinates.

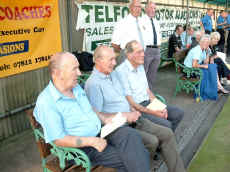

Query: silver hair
[199,34,211,43]
[210,32,221,41]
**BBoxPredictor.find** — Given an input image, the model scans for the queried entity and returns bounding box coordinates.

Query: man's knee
[161,126,174,141]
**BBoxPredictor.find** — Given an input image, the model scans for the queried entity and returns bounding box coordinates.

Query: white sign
[76,2,206,52]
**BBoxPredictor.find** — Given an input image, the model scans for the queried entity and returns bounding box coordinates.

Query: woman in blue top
[184,34,229,100]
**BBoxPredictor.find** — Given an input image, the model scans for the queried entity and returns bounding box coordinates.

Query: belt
[146,45,160,48]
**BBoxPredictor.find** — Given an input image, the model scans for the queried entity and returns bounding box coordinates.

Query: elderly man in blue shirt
[33,52,151,172]
[201,8,213,34]
[115,40,184,132]
[216,10,227,52]
[85,45,186,172]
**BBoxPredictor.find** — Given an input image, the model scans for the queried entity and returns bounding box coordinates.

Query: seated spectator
[184,35,229,100]
[209,32,230,81]
[181,26,194,49]
[85,45,186,172]
[168,25,183,58]
[33,52,151,172]
[116,40,184,132]
[190,30,205,49]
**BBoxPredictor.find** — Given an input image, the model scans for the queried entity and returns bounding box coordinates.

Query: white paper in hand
[147,98,167,111]
[100,112,127,138]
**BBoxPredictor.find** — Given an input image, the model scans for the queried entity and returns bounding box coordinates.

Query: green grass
[188,97,230,172]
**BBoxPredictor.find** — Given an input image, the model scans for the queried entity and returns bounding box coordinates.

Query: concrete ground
[0,65,229,172]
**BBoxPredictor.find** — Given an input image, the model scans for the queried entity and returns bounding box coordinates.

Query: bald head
[49,52,76,75]
[48,52,81,92]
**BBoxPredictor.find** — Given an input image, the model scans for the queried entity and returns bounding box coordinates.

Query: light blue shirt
[85,68,130,113]
[115,59,149,104]
[201,14,212,31]
[217,15,226,29]
[181,31,192,48]
[34,81,101,143]
[184,45,207,68]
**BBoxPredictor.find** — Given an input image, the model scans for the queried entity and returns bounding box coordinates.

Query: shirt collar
[92,67,111,80]
[48,80,64,102]
[124,59,138,72]
[48,80,82,102]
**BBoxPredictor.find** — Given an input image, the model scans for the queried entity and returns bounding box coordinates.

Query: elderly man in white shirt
[112,1,161,90]
[111,0,144,65]
[141,2,162,90]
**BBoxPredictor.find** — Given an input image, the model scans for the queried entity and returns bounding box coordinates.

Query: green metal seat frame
[159,42,173,68]
[173,58,203,102]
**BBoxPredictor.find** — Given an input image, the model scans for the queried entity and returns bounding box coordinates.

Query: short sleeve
[34,101,66,143]
[85,81,104,112]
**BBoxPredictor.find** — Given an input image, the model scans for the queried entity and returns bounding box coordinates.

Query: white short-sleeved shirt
[141,14,161,47]
[111,14,144,49]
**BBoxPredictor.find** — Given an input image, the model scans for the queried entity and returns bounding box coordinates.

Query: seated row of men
[34,40,186,172]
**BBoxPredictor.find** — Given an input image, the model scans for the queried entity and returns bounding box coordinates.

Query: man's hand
[122,111,141,123]
[162,108,168,119]
[91,137,107,152]
[153,109,168,119]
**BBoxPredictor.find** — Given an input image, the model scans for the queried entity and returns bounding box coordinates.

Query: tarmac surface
[0,65,228,172]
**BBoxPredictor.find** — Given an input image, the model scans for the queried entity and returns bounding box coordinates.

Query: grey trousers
[81,126,150,172]
[140,100,184,131]
[135,117,186,172]
[144,47,161,91]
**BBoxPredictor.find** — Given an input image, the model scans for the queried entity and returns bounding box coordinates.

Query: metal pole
[185,0,189,46]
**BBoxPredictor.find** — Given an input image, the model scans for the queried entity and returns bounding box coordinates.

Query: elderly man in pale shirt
[116,40,184,132]
[85,45,186,172]
[111,0,143,65]
[33,52,151,172]
[141,1,162,90]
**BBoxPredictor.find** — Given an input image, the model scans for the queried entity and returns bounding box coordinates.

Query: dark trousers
[217,29,225,52]
[214,58,230,79]
[81,126,150,172]
[140,100,184,131]
[144,47,161,91]
[227,32,230,56]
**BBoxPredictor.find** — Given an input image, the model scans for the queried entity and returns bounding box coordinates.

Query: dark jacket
[168,33,182,58]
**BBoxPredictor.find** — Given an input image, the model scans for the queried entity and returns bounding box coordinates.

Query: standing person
[85,45,186,172]
[111,0,143,65]
[200,8,214,34]
[116,40,184,132]
[168,25,184,58]
[33,52,151,172]
[141,2,162,90]
[216,10,227,52]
